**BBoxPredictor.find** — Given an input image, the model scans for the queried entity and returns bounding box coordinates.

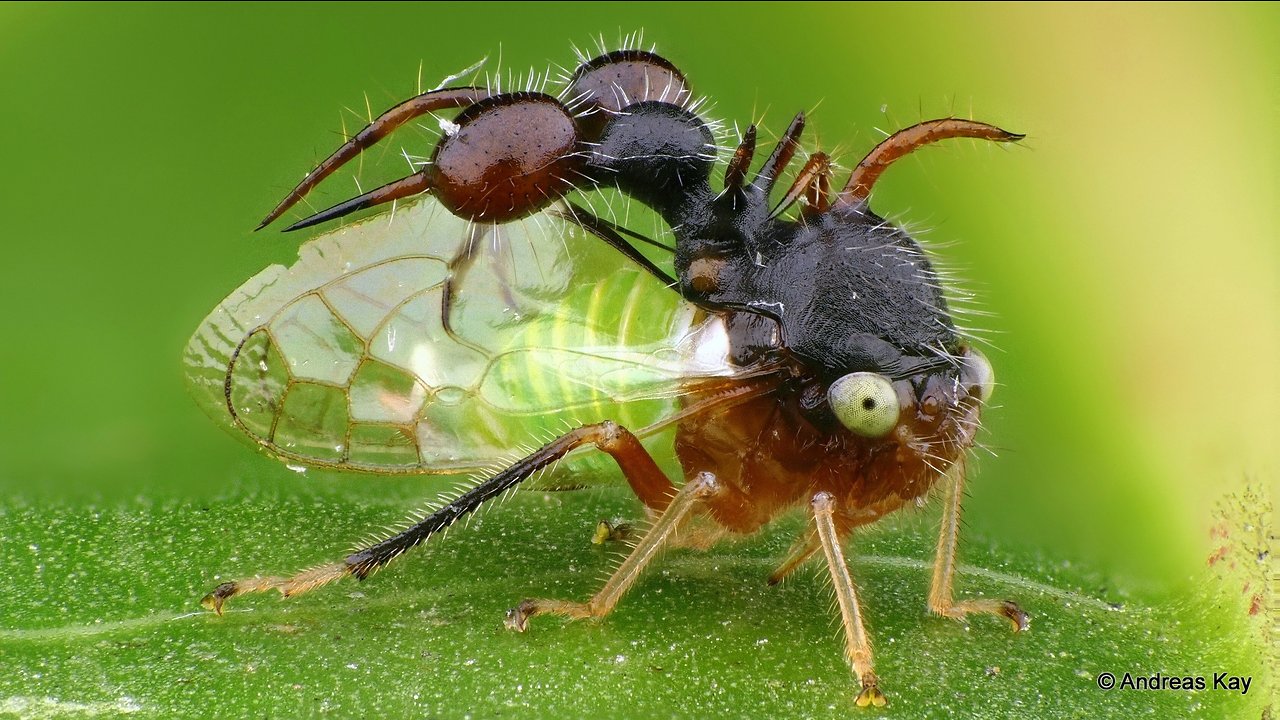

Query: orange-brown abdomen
[675,372,978,535]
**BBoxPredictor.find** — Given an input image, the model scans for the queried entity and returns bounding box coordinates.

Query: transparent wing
[184,197,766,474]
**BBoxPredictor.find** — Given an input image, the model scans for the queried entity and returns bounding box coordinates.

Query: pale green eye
[963,348,995,403]
[828,373,901,438]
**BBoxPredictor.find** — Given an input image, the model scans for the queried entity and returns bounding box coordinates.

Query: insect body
[190,45,1026,708]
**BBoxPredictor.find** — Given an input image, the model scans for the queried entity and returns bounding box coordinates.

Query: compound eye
[828,373,901,438]
[961,347,995,403]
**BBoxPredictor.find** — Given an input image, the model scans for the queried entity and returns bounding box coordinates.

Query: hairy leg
[927,460,1029,631]
[766,527,819,585]
[812,491,886,708]
[505,471,722,630]
[201,421,674,614]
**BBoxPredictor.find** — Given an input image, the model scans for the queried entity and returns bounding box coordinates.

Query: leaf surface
[0,486,1264,719]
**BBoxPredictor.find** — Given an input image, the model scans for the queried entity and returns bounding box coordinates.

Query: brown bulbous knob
[432,92,583,222]
[567,50,692,137]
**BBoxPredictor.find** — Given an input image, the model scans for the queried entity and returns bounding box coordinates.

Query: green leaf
[0,485,1265,719]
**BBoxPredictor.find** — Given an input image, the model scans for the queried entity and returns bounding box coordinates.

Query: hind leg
[201,421,674,614]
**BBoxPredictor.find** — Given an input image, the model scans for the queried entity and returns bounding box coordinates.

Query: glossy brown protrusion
[772,151,831,217]
[755,112,806,194]
[723,125,758,190]
[566,49,692,115]
[257,87,489,229]
[431,93,582,222]
[257,51,704,233]
[284,172,434,232]
[805,160,832,214]
[278,93,591,229]
[839,118,1023,205]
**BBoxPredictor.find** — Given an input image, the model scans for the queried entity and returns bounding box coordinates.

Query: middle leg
[506,471,723,630]
[766,527,819,585]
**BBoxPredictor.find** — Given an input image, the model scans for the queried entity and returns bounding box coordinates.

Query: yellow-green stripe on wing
[184,196,744,476]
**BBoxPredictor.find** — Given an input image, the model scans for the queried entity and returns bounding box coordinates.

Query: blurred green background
[0,4,1274,715]
[3,0,1273,579]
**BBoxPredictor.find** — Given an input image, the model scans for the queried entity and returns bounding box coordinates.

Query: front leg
[927,459,1030,631]
[812,492,887,709]
[505,471,722,630]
